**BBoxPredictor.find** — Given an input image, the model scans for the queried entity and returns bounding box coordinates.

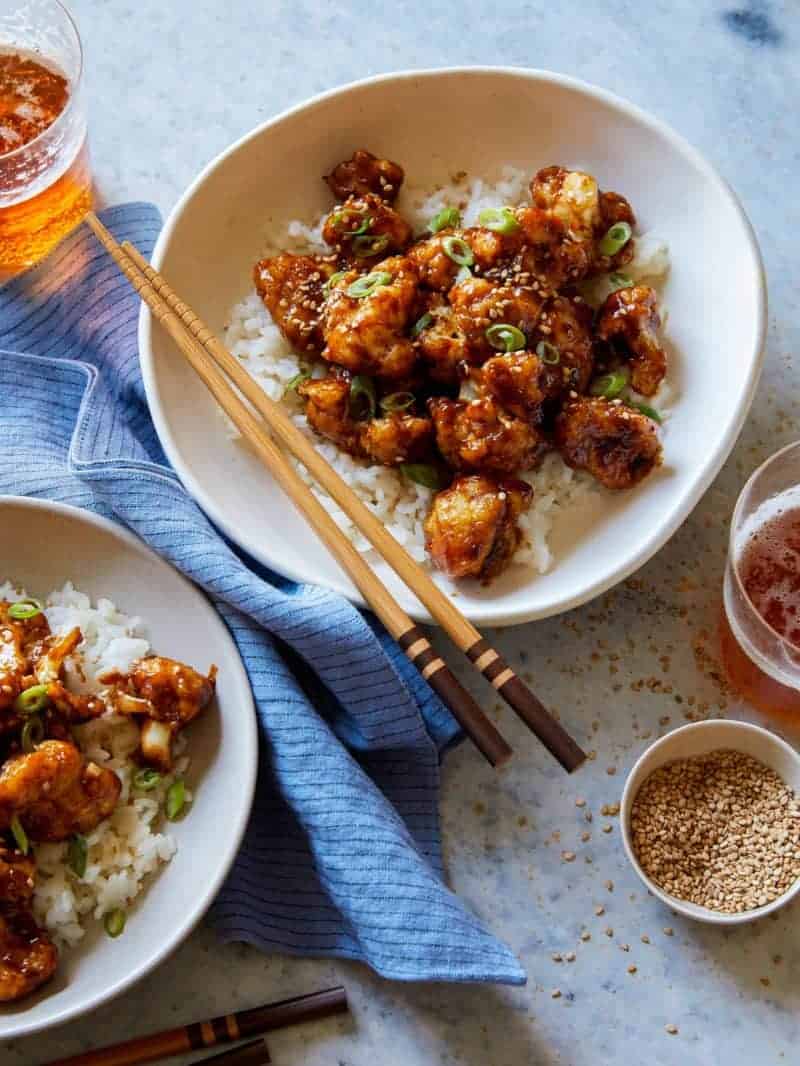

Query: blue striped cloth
[0,205,525,985]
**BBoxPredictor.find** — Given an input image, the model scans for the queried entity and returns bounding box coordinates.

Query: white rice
[225,166,672,577]
[1,580,187,949]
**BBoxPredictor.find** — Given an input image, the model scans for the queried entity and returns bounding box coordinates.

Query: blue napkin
[0,205,525,985]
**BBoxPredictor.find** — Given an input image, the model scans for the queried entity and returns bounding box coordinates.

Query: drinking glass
[721,440,800,717]
[0,0,91,275]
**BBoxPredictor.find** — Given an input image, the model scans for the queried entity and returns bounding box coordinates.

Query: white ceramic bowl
[620,720,800,925]
[140,67,766,627]
[0,497,257,1038]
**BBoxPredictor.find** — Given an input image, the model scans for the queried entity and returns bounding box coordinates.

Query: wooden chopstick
[188,1042,270,1066]
[85,214,511,769]
[87,212,585,772]
[45,986,346,1066]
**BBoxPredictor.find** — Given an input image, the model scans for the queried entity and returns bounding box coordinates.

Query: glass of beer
[721,441,800,719]
[0,0,91,276]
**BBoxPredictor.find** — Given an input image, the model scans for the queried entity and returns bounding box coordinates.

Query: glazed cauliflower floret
[424,474,533,582]
[534,294,595,393]
[254,252,336,355]
[322,192,412,264]
[480,350,564,423]
[360,414,433,466]
[554,396,662,490]
[449,276,546,363]
[298,374,364,456]
[324,149,404,203]
[595,285,666,397]
[322,257,420,380]
[429,396,547,476]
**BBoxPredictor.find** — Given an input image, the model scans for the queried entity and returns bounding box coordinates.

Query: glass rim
[728,437,800,652]
[0,0,84,164]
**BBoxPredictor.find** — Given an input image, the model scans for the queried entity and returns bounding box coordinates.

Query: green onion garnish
[68,834,88,879]
[346,271,393,298]
[427,206,461,234]
[349,375,377,420]
[133,768,162,791]
[609,271,633,292]
[353,233,390,258]
[286,370,311,393]
[379,392,415,414]
[536,340,561,365]
[21,716,44,753]
[165,779,186,822]
[401,464,446,490]
[8,599,43,621]
[478,206,520,235]
[454,265,472,285]
[10,815,28,855]
[331,209,371,235]
[599,221,632,257]
[14,684,50,716]
[630,400,663,424]
[590,368,630,399]
[324,270,347,292]
[442,236,474,268]
[104,908,127,938]
[486,323,526,353]
[411,312,434,337]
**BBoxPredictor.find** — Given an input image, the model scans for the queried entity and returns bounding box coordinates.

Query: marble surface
[7,1,800,1063]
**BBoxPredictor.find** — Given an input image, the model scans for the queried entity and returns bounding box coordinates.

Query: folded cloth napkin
[0,205,525,985]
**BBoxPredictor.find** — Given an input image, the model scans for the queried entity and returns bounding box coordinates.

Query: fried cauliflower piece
[515,205,593,290]
[254,252,336,356]
[298,375,365,456]
[360,414,433,465]
[480,350,564,423]
[322,257,420,380]
[535,294,595,392]
[595,285,666,397]
[554,396,662,490]
[449,276,546,364]
[0,904,58,1003]
[424,474,533,582]
[416,304,472,384]
[324,149,404,203]
[408,225,521,292]
[0,741,121,843]
[595,189,636,274]
[429,396,547,476]
[322,193,412,263]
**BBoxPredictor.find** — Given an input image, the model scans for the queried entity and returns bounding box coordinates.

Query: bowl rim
[0,495,258,1039]
[140,65,768,627]
[620,719,800,925]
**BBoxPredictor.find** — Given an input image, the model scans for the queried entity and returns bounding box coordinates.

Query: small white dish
[140,66,766,626]
[0,496,258,1038]
[620,720,800,925]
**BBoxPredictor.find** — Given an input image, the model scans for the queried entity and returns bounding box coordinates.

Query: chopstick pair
[45,986,348,1066]
[86,213,585,773]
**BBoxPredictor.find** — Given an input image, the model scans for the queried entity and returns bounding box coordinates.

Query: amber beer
[0,3,91,275]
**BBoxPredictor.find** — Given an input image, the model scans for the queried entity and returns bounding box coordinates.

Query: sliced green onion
[454,265,472,285]
[630,400,663,424]
[330,209,371,235]
[349,375,377,420]
[68,834,88,879]
[104,908,126,938]
[286,370,311,393]
[346,271,393,298]
[427,206,461,234]
[401,464,446,490]
[353,233,390,258]
[10,815,28,855]
[486,323,526,353]
[536,340,561,365]
[14,684,50,716]
[379,392,415,414]
[411,311,434,337]
[165,779,186,822]
[21,716,44,753]
[8,599,43,621]
[590,368,630,399]
[478,206,520,235]
[323,270,347,292]
[442,236,474,268]
[133,768,162,791]
[599,221,632,257]
[609,271,633,292]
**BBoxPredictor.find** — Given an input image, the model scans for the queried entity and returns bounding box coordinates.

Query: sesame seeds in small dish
[620,720,800,924]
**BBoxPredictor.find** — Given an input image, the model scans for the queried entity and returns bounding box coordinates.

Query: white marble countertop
[8,2,800,1063]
